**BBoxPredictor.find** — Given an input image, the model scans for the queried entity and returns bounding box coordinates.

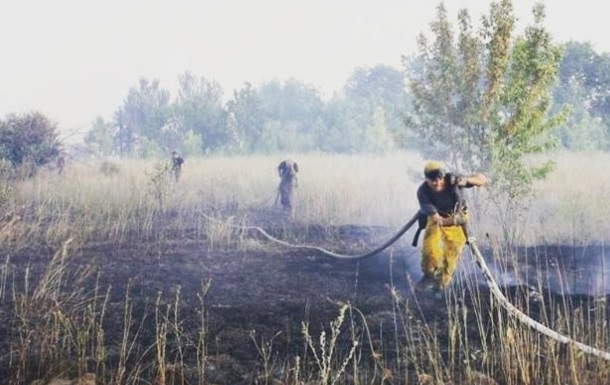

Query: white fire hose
[468,237,610,361]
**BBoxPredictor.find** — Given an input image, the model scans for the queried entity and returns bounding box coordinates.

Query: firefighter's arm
[456,173,487,187]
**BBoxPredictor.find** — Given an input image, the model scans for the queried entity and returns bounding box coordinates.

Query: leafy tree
[226,82,266,153]
[114,78,171,156]
[137,136,164,158]
[405,0,567,243]
[322,98,363,153]
[552,41,610,150]
[561,42,610,120]
[173,72,227,153]
[366,106,395,153]
[112,108,132,156]
[407,1,565,192]
[551,78,607,150]
[258,79,326,152]
[323,98,394,153]
[158,116,185,155]
[181,130,204,157]
[228,79,326,153]
[0,111,61,176]
[343,64,411,144]
[84,116,116,157]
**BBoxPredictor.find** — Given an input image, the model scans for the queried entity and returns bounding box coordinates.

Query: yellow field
[8,150,610,248]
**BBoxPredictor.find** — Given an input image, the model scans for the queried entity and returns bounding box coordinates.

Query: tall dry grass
[1,150,609,384]
[6,150,610,247]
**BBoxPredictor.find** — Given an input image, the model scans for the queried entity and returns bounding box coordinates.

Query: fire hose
[199,210,419,260]
[467,238,610,361]
[199,210,610,361]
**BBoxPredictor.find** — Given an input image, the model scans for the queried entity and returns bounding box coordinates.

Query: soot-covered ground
[1,208,609,384]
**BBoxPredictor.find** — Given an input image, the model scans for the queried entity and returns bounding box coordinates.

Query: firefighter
[416,161,487,291]
[171,151,185,183]
[277,159,299,213]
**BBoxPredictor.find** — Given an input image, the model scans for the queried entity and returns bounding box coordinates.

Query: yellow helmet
[423,161,446,179]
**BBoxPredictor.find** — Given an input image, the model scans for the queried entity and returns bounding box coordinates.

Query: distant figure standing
[56,154,65,175]
[171,151,184,183]
[277,159,299,214]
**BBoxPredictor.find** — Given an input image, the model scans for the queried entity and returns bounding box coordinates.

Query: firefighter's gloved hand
[450,175,466,186]
[453,214,468,226]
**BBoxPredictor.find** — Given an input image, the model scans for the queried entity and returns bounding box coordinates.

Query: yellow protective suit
[421,216,467,288]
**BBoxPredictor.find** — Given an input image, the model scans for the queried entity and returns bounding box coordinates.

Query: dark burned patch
[1,218,609,384]
[468,243,610,296]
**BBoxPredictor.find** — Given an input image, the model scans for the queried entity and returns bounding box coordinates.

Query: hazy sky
[1,0,608,133]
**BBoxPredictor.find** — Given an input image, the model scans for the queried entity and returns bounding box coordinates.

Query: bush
[0,111,61,178]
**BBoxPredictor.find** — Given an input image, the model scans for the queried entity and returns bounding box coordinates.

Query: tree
[323,97,395,153]
[84,116,116,157]
[226,82,265,153]
[0,111,61,177]
[114,78,171,156]
[405,0,567,243]
[561,43,610,121]
[552,41,610,150]
[406,1,565,193]
[321,98,363,153]
[343,64,411,144]
[173,72,227,153]
[228,79,326,153]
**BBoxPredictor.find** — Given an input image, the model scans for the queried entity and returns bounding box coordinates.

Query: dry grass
[1,150,610,384]
[3,152,425,248]
[8,150,610,247]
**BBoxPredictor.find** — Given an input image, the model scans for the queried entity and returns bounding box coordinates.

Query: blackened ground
[1,209,609,384]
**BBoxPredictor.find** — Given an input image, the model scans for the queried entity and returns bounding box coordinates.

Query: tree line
[83,66,410,158]
[3,1,610,180]
[82,37,610,160]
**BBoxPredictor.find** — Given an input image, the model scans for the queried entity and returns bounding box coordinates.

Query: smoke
[458,244,610,296]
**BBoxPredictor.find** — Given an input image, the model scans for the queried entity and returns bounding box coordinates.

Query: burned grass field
[1,152,610,384]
